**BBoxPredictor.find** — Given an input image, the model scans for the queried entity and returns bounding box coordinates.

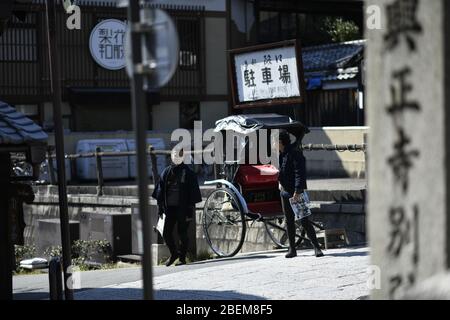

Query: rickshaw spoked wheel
[202,187,247,258]
[264,216,306,249]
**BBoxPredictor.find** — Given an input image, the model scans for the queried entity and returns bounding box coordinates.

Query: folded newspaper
[156,214,166,236]
[289,192,312,221]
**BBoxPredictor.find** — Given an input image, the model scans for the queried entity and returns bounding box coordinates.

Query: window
[15,104,38,116]
[180,101,200,129]
[177,19,200,70]
[259,11,280,43]
[0,15,37,62]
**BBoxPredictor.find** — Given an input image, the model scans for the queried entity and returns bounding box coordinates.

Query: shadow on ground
[189,254,277,266]
[74,288,265,300]
[16,288,266,300]
[14,292,49,300]
[322,250,368,258]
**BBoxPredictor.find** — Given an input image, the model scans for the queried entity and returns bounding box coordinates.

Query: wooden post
[149,145,159,185]
[48,257,63,300]
[363,133,368,182]
[47,146,56,185]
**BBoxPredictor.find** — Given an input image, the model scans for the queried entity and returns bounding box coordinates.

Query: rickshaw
[202,113,322,257]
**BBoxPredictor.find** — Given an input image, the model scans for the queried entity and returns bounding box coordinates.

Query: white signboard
[89,19,127,70]
[234,46,301,103]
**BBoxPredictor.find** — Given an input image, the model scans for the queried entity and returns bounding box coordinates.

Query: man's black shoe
[175,259,186,266]
[285,249,297,258]
[314,247,324,257]
[165,255,178,266]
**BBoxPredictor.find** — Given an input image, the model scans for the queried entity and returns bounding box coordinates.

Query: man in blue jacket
[152,148,202,266]
[278,130,324,258]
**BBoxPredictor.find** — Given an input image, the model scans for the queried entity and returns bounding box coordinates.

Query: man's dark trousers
[163,206,190,259]
[280,194,321,249]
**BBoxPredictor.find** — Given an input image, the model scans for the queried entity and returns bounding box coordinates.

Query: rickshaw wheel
[202,187,246,258]
[264,217,305,249]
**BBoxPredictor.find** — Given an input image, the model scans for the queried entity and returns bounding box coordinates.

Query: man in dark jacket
[278,130,324,258]
[152,149,202,266]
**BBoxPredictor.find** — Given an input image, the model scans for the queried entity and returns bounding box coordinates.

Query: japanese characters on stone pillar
[366,0,450,299]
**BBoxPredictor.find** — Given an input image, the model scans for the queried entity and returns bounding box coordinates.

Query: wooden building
[0,0,364,134]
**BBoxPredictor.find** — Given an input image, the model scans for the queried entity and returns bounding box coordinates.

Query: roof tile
[0,101,48,145]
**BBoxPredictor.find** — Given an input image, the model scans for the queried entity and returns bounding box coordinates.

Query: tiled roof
[321,67,359,81]
[302,40,365,73]
[0,101,48,145]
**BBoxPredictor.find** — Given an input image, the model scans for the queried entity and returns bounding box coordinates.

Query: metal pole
[0,153,12,300]
[95,147,104,196]
[45,0,73,300]
[128,1,153,300]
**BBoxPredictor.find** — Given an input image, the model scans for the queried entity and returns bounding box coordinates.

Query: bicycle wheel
[264,216,306,249]
[202,187,247,257]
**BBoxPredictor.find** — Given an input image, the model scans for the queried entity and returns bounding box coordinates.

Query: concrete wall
[45,126,369,178]
[303,127,368,178]
[24,189,365,257]
[46,131,172,154]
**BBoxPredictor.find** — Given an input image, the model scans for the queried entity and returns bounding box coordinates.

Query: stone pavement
[75,246,370,300]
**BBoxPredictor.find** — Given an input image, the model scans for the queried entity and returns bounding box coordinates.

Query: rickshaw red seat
[235,165,282,216]
[235,164,279,188]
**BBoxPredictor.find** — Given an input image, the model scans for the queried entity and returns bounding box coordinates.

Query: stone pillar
[366,0,450,299]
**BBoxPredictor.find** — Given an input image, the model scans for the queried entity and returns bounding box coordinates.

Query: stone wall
[24,186,366,258]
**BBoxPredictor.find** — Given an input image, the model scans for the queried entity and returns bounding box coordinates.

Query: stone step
[309,201,365,214]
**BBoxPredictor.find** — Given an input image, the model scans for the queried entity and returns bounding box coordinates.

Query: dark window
[180,101,200,129]
[178,18,200,70]
[0,15,37,62]
[259,11,280,43]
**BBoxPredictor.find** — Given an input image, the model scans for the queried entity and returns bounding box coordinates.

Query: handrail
[36,143,367,195]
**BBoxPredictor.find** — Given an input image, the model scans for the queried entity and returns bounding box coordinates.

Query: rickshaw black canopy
[214,113,309,139]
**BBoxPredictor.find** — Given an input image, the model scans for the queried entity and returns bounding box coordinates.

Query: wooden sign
[228,39,306,109]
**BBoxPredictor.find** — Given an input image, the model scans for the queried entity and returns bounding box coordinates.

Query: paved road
[74,246,370,300]
[13,249,296,300]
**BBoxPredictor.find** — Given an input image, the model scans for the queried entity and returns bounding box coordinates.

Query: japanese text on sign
[234,46,301,103]
[89,19,126,70]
